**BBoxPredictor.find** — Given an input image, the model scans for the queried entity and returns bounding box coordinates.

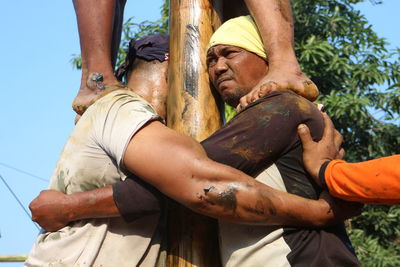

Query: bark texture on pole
[166,0,222,266]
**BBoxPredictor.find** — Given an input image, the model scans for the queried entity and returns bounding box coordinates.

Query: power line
[0,173,40,231]
[0,162,48,183]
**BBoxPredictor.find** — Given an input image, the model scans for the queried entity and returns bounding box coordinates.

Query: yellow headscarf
[207,16,267,59]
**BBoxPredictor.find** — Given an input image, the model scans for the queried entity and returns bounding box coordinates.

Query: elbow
[183,182,242,220]
[180,186,215,215]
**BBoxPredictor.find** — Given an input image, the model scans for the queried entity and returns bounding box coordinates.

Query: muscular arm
[31,94,361,231]
[31,120,354,231]
[123,120,327,225]
[239,0,318,109]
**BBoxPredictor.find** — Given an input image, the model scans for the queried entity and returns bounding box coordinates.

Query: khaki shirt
[26,90,162,267]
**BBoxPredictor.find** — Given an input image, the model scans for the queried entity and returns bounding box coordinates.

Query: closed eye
[206,56,217,68]
[223,50,239,59]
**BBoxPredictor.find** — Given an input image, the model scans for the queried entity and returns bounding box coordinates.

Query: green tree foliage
[293,0,400,161]
[71,0,399,265]
[291,1,400,265]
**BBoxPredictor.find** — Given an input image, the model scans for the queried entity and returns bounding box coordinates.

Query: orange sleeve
[324,155,400,204]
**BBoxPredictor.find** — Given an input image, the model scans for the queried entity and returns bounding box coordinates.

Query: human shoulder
[83,89,162,124]
[245,90,317,113]
[95,89,156,112]
[237,91,320,128]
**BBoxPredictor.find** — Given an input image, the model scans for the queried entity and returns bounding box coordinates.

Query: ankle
[85,72,120,90]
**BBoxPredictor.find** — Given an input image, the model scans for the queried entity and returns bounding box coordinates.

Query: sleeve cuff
[318,161,331,191]
[112,176,162,223]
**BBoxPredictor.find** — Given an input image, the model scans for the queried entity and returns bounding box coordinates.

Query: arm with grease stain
[121,120,355,226]
[30,93,354,231]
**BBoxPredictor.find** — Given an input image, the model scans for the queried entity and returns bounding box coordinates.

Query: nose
[214,57,228,76]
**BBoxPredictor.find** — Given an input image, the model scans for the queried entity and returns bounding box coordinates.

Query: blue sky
[0,0,399,265]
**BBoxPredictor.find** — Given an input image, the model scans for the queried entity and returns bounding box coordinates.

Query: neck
[126,60,168,119]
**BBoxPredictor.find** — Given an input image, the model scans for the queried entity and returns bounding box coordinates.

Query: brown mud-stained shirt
[116,90,360,266]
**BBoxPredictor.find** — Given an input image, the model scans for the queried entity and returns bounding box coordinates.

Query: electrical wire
[0,173,40,230]
[0,162,48,183]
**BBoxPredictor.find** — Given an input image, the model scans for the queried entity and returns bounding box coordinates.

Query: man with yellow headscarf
[203,16,360,266]
[29,17,361,266]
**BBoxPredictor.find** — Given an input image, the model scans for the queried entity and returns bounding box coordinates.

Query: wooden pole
[165,1,250,266]
[167,0,223,140]
[166,0,223,266]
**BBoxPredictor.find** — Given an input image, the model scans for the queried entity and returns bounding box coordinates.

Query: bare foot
[72,72,126,115]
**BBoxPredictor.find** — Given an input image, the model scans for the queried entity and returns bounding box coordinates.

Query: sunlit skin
[71,0,317,115]
[207,45,269,107]
[30,50,361,232]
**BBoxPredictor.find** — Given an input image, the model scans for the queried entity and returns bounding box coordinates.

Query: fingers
[237,82,278,112]
[321,112,335,142]
[237,96,248,112]
[297,124,314,149]
[237,77,318,112]
[337,148,345,160]
[333,129,343,151]
[322,113,344,156]
[237,91,257,111]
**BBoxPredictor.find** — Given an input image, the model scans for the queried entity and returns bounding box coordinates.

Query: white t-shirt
[26,90,162,267]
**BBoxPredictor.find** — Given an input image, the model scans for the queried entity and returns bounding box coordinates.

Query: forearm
[125,121,337,228]
[184,159,336,227]
[64,185,120,221]
[322,156,400,205]
[61,178,161,223]
[244,0,297,65]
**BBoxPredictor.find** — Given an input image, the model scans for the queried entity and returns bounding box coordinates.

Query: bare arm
[123,121,357,225]
[30,119,358,231]
[239,0,318,110]
[30,186,118,232]
[31,113,359,231]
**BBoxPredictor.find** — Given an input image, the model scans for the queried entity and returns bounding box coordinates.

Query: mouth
[216,76,232,89]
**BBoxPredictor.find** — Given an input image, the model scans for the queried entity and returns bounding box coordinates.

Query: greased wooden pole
[166,0,222,266]
[167,0,222,140]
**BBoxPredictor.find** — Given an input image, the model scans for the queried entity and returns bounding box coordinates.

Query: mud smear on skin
[203,184,239,212]
[242,200,266,216]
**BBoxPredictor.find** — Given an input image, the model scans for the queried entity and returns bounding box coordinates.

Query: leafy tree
[72,0,400,265]
[291,1,400,265]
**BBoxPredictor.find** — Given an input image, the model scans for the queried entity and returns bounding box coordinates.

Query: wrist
[318,161,331,190]
[315,198,335,227]
[64,193,81,222]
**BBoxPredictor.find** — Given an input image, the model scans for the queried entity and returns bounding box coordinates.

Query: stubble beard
[222,87,247,108]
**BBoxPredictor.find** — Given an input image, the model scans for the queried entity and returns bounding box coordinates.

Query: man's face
[207,45,269,107]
